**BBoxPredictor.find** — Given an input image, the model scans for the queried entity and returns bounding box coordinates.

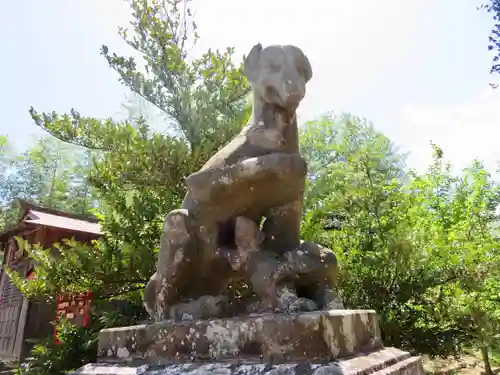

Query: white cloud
[399,87,500,172]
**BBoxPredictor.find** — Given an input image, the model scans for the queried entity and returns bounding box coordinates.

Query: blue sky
[0,0,498,172]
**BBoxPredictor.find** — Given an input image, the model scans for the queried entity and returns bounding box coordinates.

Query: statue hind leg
[144,209,197,321]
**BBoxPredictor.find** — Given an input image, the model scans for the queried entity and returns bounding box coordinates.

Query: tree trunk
[480,344,494,375]
[471,306,494,375]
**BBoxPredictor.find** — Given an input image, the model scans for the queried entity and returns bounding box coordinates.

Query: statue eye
[268,62,281,72]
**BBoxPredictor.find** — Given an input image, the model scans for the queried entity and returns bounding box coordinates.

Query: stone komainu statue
[144,43,342,321]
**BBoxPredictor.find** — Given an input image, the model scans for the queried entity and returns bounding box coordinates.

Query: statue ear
[287,45,313,83]
[235,216,264,250]
[243,43,263,83]
[301,54,313,83]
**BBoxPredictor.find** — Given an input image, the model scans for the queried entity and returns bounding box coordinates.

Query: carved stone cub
[218,216,300,312]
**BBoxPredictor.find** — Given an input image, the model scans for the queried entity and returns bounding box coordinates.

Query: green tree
[481,0,500,86]
[300,113,405,216]
[15,1,252,371]
[20,0,250,302]
[299,116,474,356]
[0,135,96,228]
[411,152,500,372]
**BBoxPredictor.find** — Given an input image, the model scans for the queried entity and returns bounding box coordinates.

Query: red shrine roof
[0,200,102,242]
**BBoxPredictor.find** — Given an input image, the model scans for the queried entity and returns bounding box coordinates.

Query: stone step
[71,347,424,375]
[369,356,424,375]
[98,309,382,363]
[335,347,411,375]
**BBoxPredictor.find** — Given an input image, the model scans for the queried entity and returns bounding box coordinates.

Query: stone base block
[98,310,382,363]
[71,348,424,375]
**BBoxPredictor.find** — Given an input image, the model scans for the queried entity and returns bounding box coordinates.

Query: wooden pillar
[12,227,42,360]
[12,288,29,359]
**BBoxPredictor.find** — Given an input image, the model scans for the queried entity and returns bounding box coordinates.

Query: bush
[15,298,147,375]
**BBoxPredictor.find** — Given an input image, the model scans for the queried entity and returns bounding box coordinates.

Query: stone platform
[98,310,382,364]
[72,310,424,375]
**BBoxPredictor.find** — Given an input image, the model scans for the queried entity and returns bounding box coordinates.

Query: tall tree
[21,0,251,300]
[299,116,474,356]
[300,113,405,230]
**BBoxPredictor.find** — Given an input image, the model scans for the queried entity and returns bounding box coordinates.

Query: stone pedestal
[71,310,424,375]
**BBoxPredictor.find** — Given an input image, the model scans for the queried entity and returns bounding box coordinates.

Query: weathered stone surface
[218,217,325,314]
[283,242,342,310]
[98,310,382,364]
[69,363,149,374]
[74,348,424,375]
[168,295,230,321]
